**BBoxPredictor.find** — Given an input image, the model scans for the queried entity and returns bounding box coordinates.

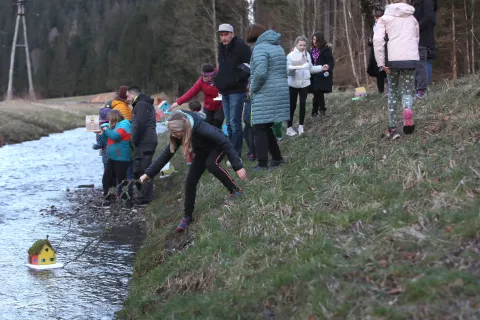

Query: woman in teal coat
[249,28,290,170]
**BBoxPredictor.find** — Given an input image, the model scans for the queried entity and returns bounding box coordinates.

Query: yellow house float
[27,238,63,270]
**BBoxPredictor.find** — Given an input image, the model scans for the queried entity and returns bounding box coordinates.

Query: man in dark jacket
[214,23,251,158]
[412,0,436,98]
[126,86,158,205]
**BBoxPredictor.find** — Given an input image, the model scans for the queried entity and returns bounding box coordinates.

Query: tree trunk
[332,0,338,52]
[452,3,457,80]
[212,0,218,69]
[324,0,331,42]
[472,0,476,74]
[311,0,317,34]
[362,14,368,86]
[464,0,471,74]
[343,0,359,87]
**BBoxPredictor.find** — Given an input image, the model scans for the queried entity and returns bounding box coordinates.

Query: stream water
[0,127,164,319]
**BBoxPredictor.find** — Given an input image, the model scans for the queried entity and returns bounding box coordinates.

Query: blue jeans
[426,60,432,85]
[222,93,245,157]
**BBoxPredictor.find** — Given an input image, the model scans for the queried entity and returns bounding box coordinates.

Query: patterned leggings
[387,69,415,128]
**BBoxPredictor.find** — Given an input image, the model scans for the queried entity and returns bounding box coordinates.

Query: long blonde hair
[166,111,192,159]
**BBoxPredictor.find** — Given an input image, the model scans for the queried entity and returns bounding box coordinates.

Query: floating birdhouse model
[27,239,64,270]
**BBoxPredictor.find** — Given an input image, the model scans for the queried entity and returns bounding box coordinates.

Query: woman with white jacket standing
[286,36,324,136]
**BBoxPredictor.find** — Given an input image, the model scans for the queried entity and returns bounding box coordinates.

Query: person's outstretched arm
[144,142,179,178]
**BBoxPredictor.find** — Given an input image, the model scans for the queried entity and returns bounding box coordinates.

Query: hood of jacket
[133,93,154,107]
[256,30,281,46]
[385,3,415,17]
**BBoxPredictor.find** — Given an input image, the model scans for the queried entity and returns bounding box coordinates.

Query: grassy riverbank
[0,96,107,146]
[120,76,480,319]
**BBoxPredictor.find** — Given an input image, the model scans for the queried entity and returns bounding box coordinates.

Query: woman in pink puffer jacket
[374,0,419,139]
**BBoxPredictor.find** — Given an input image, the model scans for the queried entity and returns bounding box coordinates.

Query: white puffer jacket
[286,47,324,88]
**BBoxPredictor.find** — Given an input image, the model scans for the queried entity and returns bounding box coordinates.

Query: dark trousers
[253,123,282,167]
[243,100,256,157]
[312,91,326,116]
[376,72,387,93]
[133,144,157,203]
[205,108,224,129]
[103,159,131,197]
[184,149,239,217]
[288,87,308,127]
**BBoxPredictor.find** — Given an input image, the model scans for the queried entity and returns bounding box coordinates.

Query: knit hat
[118,86,128,100]
[99,107,112,122]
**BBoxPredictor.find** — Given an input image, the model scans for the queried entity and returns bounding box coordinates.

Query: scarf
[311,48,320,65]
[202,71,216,85]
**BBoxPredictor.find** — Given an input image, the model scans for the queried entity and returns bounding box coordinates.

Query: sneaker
[125,200,134,209]
[227,189,243,199]
[134,199,150,207]
[312,113,318,120]
[320,110,326,116]
[247,153,256,162]
[386,127,400,140]
[270,158,285,167]
[177,216,193,232]
[298,125,304,135]
[286,127,297,137]
[403,108,415,135]
[416,89,426,99]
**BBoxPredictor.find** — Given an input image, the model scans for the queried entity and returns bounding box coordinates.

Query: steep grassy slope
[121,76,480,320]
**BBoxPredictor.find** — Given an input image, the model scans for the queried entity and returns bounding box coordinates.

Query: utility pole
[6,0,35,101]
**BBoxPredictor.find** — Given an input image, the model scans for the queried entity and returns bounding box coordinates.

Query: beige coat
[373,3,420,69]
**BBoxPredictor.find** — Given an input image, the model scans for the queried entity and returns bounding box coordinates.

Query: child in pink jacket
[374,0,419,139]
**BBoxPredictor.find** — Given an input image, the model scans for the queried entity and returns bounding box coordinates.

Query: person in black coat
[309,32,335,118]
[126,86,158,205]
[367,9,387,94]
[412,0,436,98]
[214,24,252,158]
[139,110,247,232]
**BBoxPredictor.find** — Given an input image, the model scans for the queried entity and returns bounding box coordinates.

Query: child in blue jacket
[101,110,133,206]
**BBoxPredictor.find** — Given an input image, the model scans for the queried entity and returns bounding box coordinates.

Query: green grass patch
[119,75,480,319]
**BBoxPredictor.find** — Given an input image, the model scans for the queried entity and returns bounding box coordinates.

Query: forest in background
[0,0,478,99]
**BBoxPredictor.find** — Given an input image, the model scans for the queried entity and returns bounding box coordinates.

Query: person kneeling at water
[139,110,247,231]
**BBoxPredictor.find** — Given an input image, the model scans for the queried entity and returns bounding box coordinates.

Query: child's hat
[99,107,112,121]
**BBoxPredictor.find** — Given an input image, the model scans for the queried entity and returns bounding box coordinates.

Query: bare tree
[472,0,476,74]
[342,0,360,86]
[464,0,471,74]
[452,2,458,80]
[362,14,368,86]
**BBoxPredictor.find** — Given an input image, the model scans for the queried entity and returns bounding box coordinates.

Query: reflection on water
[0,128,152,320]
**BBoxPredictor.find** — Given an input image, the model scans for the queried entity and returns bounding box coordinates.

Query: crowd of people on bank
[93,0,437,231]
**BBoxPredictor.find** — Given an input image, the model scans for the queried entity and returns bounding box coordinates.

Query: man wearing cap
[214,23,252,158]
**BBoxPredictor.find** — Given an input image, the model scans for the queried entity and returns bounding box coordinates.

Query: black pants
[205,108,224,129]
[103,159,131,197]
[377,72,387,93]
[253,123,282,167]
[289,87,308,127]
[312,91,326,116]
[243,101,256,157]
[133,144,157,203]
[184,148,239,217]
